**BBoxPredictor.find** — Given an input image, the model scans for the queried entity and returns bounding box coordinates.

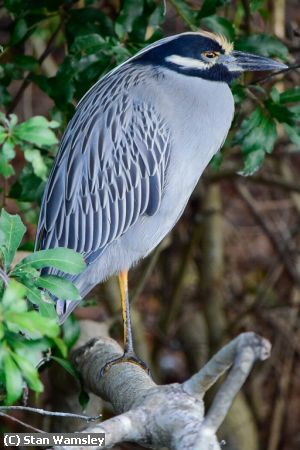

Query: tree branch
[0,406,100,422]
[53,331,270,450]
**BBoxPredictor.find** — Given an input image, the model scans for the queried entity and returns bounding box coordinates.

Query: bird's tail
[56,275,96,324]
[56,299,81,325]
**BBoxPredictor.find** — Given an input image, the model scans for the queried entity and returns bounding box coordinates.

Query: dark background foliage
[0,1,300,449]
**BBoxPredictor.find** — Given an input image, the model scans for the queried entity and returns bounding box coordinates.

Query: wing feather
[36,65,171,273]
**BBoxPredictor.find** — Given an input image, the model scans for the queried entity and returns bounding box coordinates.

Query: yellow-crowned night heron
[35,31,286,369]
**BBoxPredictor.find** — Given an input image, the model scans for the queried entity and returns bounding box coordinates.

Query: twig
[165,222,201,332]
[168,0,196,30]
[241,0,251,34]
[267,349,294,450]
[236,183,300,287]
[130,239,168,305]
[254,62,300,84]
[0,406,101,422]
[0,412,45,433]
[7,20,63,114]
[205,170,300,194]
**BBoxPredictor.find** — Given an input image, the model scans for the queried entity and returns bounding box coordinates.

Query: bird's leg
[119,270,134,355]
[100,271,150,376]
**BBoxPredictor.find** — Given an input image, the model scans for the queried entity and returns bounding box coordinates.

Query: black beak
[230,50,288,72]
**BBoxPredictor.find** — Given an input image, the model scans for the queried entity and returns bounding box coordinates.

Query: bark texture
[55,330,270,450]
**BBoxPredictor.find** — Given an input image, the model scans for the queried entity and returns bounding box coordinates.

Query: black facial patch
[135,34,224,65]
[134,34,240,84]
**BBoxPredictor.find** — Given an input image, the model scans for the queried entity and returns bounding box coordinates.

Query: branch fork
[54,331,270,450]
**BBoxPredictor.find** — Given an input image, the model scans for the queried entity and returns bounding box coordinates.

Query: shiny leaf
[36,275,81,301]
[4,351,23,404]
[11,351,43,392]
[13,248,86,274]
[0,209,26,271]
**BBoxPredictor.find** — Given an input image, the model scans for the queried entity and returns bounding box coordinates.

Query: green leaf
[234,108,277,175]
[201,15,235,40]
[51,337,67,358]
[250,0,265,12]
[198,0,219,19]
[9,166,46,203]
[2,279,27,312]
[283,124,300,149]
[11,351,43,392]
[71,34,106,55]
[289,104,300,120]
[0,126,8,144]
[240,149,266,176]
[10,18,28,45]
[62,315,80,349]
[51,356,79,380]
[79,389,90,409]
[0,155,14,177]
[115,0,145,37]
[13,248,86,275]
[12,339,50,367]
[167,0,197,29]
[1,139,16,177]
[5,310,59,338]
[4,0,25,14]
[14,55,39,72]
[234,107,277,154]
[24,148,48,180]
[20,281,56,318]
[4,352,23,404]
[235,34,288,60]
[36,275,81,301]
[14,116,58,147]
[0,210,26,270]
[66,8,114,42]
[279,87,300,104]
[0,322,4,340]
[0,85,11,106]
[266,101,296,125]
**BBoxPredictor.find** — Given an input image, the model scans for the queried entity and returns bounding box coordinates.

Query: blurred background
[0,1,300,449]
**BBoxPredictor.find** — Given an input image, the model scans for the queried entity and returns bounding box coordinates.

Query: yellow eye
[202,51,219,59]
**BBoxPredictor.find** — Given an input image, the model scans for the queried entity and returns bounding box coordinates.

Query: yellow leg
[118,270,133,353]
[99,271,150,376]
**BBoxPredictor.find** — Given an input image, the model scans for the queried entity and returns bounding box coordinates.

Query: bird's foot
[100,351,150,377]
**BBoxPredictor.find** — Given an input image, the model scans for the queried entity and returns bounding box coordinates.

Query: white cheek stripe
[165,55,214,70]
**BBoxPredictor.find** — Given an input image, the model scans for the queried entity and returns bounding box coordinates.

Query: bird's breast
[121,72,234,257]
[134,71,234,191]
[153,72,234,205]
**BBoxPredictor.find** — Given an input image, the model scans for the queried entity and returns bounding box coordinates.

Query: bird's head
[135,32,288,83]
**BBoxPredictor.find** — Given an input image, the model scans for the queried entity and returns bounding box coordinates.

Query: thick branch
[72,337,155,414]
[53,332,271,450]
[203,333,271,431]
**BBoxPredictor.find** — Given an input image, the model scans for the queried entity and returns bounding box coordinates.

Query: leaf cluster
[0,113,59,204]
[0,209,84,404]
[232,85,300,175]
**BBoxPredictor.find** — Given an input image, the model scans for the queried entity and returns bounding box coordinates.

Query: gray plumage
[36,32,286,323]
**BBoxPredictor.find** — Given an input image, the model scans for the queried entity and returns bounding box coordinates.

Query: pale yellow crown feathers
[198,30,234,54]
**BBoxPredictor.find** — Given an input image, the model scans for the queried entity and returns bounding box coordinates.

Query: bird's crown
[196,30,234,54]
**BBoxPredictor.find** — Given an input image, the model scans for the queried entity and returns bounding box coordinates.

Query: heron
[35,31,287,370]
